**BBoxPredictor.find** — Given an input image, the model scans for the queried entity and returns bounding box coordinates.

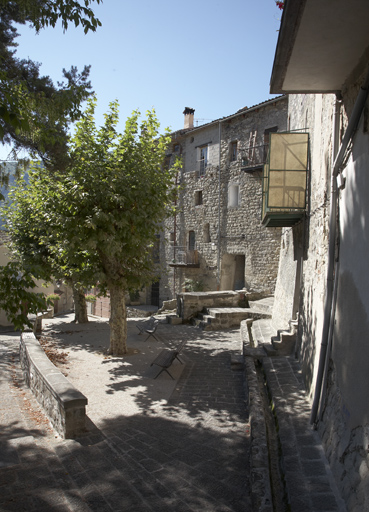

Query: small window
[199,146,208,177]
[173,143,181,154]
[188,230,196,250]
[230,141,238,162]
[228,184,240,208]
[195,190,203,206]
[170,232,175,242]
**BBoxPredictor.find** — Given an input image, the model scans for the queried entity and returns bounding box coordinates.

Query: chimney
[183,107,195,129]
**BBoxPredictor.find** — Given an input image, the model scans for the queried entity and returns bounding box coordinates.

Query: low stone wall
[20,332,88,439]
[177,290,243,320]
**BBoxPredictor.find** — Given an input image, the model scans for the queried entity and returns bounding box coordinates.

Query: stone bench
[20,332,88,439]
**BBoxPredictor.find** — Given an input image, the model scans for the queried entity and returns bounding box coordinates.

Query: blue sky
[1,0,282,159]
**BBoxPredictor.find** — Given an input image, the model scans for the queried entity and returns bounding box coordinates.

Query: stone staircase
[192,296,275,331]
[241,300,297,358]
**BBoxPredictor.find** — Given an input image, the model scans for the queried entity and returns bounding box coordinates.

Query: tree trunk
[108,283,127,355]
[73,287,88,323]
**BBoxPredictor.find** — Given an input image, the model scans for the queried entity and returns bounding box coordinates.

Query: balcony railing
[169,247,200,267]
[241,143,269,171]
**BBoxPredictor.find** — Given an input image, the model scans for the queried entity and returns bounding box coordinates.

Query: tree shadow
[1,320,251,511]
[1,412,251,512]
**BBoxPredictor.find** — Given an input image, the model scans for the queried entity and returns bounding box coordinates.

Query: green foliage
[3,164,98,297]
[3,97,180,352]
[0,260,48,329]
[0,0,100,169]
[129,289,140,302]
[183,278,205,292]
[54,97,180,292]
[47,293,60,302]
[0,0,103,34]
[85,294,96,302]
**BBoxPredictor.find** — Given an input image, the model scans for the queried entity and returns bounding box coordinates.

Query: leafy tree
[45,98,179,355]
[3,167,97,322]
[0,0,101,169]
[0,0,101,327]
[0,259,49,330]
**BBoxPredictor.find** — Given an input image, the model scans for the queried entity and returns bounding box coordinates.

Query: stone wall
[176,290,243,320]
[162,98,287,302]
[274,70,369,511]
[20,331,87,439]
[318,361,369,512]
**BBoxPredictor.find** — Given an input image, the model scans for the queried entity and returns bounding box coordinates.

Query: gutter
[310,68,369,426]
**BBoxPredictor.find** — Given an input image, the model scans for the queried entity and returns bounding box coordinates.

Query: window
[199,146,208,177]
[230,141,238,162]
[188,230,196,250]
[195,190,203,206]
[173,143,181,154]
[228,184,240,208]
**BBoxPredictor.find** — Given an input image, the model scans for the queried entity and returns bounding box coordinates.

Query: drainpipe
[173,172,178,297]
[310,68,369,426]
[217,121,222,290]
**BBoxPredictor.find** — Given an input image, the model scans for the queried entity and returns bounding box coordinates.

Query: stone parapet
[20,332,88,439]
[177,290,242,319]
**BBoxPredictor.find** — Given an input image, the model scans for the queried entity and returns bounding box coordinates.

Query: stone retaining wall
[20,332,88,439]
[177,290,243,320]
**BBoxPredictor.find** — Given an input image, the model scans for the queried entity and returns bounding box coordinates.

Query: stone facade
[272,88,369,512]
[269,5,369,507]
[159,97,288,303]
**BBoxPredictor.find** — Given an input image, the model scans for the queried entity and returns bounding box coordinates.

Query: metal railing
[241,143,269,169]
[170,247,199,266]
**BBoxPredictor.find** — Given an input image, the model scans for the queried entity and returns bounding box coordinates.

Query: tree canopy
[57,98,179,354]
[5,98,179,353]
[0,0,101,328]
[0,0,101,168]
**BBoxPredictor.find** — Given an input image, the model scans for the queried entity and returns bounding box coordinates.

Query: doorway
[220,254,245,290]
[151,281,160,307]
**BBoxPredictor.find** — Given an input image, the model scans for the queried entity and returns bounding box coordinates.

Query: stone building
[158,97,288,303]
[269,1,369,510]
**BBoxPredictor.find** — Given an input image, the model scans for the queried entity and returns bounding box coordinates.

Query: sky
[1,0,282,159]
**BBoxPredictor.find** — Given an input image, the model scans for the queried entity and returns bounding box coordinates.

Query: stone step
[249,296,274,314]
[205,307,272,319]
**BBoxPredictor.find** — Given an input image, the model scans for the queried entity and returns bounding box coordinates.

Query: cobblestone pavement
[0,319,251,512]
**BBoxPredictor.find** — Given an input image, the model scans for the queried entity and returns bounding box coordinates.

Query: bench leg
[145,333,159,342]
[154,367,175,380]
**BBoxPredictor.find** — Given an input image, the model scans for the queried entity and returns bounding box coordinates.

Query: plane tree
[3,167,98,323]
[45,98,179,355]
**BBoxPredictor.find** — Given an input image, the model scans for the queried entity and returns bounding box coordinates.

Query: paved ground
[0,314,251,512]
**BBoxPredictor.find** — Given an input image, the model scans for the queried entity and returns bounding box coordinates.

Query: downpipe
[310,69,369,426]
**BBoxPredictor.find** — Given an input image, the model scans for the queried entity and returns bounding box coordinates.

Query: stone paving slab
[262,356,347,512]
[0,315,251,512]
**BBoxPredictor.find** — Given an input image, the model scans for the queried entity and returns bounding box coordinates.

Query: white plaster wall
[333,115,369,429]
